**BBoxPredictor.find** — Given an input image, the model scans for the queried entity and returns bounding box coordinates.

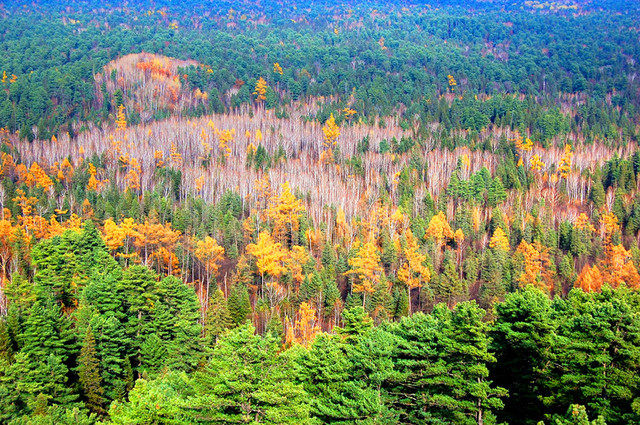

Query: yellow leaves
[169,21,178,30]
[115,105,127,130]
[154,150,165,168]
[515,136,533,152]
[246,143,257,157]
[195,236,225,276]
[530,154,545,172]
[558,144,573,179]
[600,211,620,245]
[454,228,465,245]
[170,142,183,167]
[342,108,357,120]
[322,113,340,149]
[255,128,263,142]
[346,240,383,297]
[447,74,457,89]
[574,213,595,233]
[285,301,320,348]
[335,207,350,243]
[125,158,142,192]
[515,240,553,292]
[217,129,235,158]
[489,227,510,251]
[461,153,471,169]
[266,181,305,241]
[247,231,288,278]
[397,229,430,292]
[195,175,205,193]
[253,77,268,102]
[424,211,454,242]
[273,62,283,75]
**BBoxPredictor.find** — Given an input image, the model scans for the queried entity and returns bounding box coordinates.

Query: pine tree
[490,287,557,425]
[187,324,311,423]
[77,327,105,415]
[227,283,251,326]
[204,289,233,346]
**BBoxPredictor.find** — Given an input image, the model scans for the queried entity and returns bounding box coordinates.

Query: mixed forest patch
[0,0,640,424]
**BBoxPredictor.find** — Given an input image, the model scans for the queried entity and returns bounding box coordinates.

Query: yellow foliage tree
[558,144,573,179]
[285,301,320,348]
[322,113,340,150]
[489,227,510,251]
[345,241,383,306]
[247,231,288,280]
[266,182,305,243]
[195,236,225,282]
[253,77,267,102]
[116,104,127,130]
[397,229,430,313]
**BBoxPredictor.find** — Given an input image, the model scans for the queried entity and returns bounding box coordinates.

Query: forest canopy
[0,0,639,424]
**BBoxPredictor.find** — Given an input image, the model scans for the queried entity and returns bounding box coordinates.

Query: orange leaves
[86,163,107,192]
[515,241,554,292]
[273,62,283,75]
[136,58,173,79]
[24,163,53,191]
[253,77,268,102]
[103,218,128,251]
[575,264,603,293]
[195,236,225,276]
[602,244,640,289]
[489,227,510,251]
[247,231,288,278]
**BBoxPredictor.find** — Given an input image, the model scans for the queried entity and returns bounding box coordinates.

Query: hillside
[0,1,640,424]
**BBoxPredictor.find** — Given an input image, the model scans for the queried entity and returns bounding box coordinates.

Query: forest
[0,0,639,423]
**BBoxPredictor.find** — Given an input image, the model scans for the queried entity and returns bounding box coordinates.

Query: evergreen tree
[77,327,105,415]
[490,287,556,425]
[227,283,251,326]
[204,289,233,346]
[186,324,311,423]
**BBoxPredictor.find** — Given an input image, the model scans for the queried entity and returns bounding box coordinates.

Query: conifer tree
[77,327,105,415]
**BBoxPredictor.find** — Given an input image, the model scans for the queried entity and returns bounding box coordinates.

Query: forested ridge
[0,0,639,424]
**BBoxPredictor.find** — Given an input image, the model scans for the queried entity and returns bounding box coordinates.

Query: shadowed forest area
[0,0,639,424]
